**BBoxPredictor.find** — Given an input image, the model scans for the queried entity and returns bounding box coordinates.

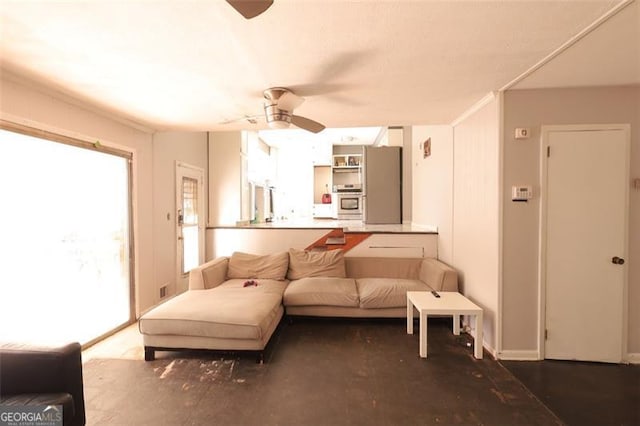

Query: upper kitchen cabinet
[311,140,332,165]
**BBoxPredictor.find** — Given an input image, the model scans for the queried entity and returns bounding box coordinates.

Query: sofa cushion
[139,279,288,341]
[356,278,431,309]
[286,248,346,280]
[283,277,358,307]
[227,251,289,280]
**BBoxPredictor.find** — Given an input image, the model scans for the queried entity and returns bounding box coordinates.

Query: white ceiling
[513,0,639,90]
[1,0,638,134]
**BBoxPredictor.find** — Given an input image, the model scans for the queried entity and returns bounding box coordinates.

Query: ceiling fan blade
[219,114,262,125]
[291,115,325,134]
[226,0,273,19]
[278,91,305,111]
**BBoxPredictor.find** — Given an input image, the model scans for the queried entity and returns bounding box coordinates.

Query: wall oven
[335,184,363,220]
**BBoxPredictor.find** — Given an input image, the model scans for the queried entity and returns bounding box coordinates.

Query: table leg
[407,295,413,335]
[419,311,427,358]
[453,314,460,335]
[474,311,483,359]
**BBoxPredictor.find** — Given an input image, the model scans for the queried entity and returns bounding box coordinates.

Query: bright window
[0,128,132,345]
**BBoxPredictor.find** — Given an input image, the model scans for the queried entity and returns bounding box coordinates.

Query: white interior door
[176,162,205,292]
[542,125,628,363]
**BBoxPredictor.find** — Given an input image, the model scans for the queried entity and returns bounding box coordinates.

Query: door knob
[612,256,625,265]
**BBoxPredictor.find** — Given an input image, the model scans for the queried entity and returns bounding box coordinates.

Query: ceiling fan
[222,88,326,133]
[226,0,274,19]
[262,87,326,133]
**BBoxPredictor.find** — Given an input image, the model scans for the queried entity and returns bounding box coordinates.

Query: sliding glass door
[0,127,133,345]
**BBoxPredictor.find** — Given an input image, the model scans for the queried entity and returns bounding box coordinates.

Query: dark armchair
[0,342,86,426]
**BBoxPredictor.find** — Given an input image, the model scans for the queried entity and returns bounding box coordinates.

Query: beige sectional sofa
[139,249,458,362]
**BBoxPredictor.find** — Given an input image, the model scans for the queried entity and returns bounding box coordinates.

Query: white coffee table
[406,291,483,359]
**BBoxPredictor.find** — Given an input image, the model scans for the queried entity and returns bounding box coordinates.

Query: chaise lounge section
[138,249,458,362]
[139,252,290,362]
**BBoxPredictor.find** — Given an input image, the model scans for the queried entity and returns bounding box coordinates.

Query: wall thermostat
[515,128,530,139]
[512,185,533,202]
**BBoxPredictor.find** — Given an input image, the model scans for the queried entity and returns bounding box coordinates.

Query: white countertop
[211,219,438,234]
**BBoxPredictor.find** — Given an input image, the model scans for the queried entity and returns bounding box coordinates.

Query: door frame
[537,123,630,361]
[175,161,206,292]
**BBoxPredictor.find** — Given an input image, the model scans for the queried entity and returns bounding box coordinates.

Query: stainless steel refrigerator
[363,146,402,224]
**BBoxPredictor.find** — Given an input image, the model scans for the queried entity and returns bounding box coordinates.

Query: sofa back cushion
[420,258,458,291]
[227,251,289,280]
[345,257,422,279]
[287,248,346,280]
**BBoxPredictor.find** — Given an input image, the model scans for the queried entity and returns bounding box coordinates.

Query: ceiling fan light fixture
[264,104,291,129]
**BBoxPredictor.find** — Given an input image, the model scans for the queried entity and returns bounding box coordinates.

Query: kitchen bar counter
[206,220,438,259]
[208,219,437,234]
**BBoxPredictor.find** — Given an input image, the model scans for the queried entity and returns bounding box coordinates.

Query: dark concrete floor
[84,318,562,425]
[501,359,640,426]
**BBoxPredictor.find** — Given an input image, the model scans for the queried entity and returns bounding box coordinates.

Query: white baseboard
[496,351,639,363]
[485,345,497,359]
[464,325,496,359]
[497,350,540,361]
[627,353,640,364]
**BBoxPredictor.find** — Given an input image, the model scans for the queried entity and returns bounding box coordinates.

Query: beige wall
[0,75,157,315]
[502,86,640,355]
[411,125,454,264]
[152,132,208,298]
[208,131,244,226]
[452,97,501,354]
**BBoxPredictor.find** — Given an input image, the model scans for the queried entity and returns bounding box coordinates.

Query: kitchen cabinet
[312,140,333,165]
[313,202,335,218]
[345,234,437,258]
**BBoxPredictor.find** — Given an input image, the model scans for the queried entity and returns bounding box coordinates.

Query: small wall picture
[423,137,431,158]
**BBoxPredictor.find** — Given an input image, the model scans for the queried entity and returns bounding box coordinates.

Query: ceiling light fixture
[264,105,292,129]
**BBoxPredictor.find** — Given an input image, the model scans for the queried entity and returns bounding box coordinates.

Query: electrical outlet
[159,285,167,298]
